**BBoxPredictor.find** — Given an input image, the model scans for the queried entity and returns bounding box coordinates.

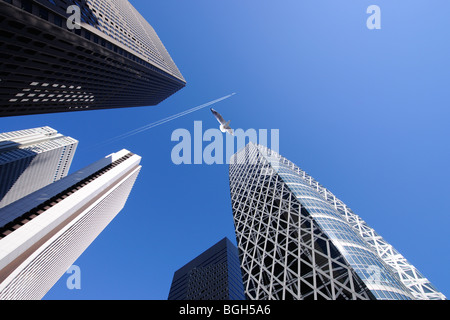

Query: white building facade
[0,149,141,300]
[0,126,78,209]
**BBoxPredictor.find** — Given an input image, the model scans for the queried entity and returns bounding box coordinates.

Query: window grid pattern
[0,0,185,117]
[0,127,78,209]
[168,238,246,301]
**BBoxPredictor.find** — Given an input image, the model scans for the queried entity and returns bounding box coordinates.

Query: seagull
[210,108,233,135]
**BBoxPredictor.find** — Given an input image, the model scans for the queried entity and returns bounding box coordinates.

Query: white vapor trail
[95,93,236,147]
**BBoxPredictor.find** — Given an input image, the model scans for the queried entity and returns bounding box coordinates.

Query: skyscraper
[0,126,78,209]
[0,149,141,300]
[229,143,446,300]
[168,237,246,300]
[0,0,185,117]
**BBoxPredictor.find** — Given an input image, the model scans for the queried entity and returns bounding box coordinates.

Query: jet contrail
[94,93,236,147]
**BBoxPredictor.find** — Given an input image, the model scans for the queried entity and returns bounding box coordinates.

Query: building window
[38,7,48,21]
[21,0,32,13]
[54,15,62,27]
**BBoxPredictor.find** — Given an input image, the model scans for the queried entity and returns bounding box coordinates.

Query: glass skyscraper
[0,0,185,116]
[168,237,245,300]
[228,142,445,300]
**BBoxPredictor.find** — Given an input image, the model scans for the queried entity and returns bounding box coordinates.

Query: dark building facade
[168,237,245,300]
[0,0,185,117]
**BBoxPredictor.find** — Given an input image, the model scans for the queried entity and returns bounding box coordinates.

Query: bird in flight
[210,108,233,135]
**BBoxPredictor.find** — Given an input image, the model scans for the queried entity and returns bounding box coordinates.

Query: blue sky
[1,0,449,299]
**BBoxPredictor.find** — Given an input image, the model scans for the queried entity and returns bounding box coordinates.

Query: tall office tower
[0,126,78,209]
[229,143,446,300]
[0,149,141,300]
[168,237,246,300]
[0,0,185,117]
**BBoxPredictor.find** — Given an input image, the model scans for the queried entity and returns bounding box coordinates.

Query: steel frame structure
[229,143,445,300]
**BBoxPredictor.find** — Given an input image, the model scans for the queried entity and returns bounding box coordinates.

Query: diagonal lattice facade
[284,154,447,300]
[229,143,445,300]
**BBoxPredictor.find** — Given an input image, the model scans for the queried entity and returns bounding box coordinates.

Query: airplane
[210,108,233,135]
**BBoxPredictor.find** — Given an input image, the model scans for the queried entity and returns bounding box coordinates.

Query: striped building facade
[0,149,141,299]
[0,126,78,209]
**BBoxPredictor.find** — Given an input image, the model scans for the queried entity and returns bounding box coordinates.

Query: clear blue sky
[1,0,449,299]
